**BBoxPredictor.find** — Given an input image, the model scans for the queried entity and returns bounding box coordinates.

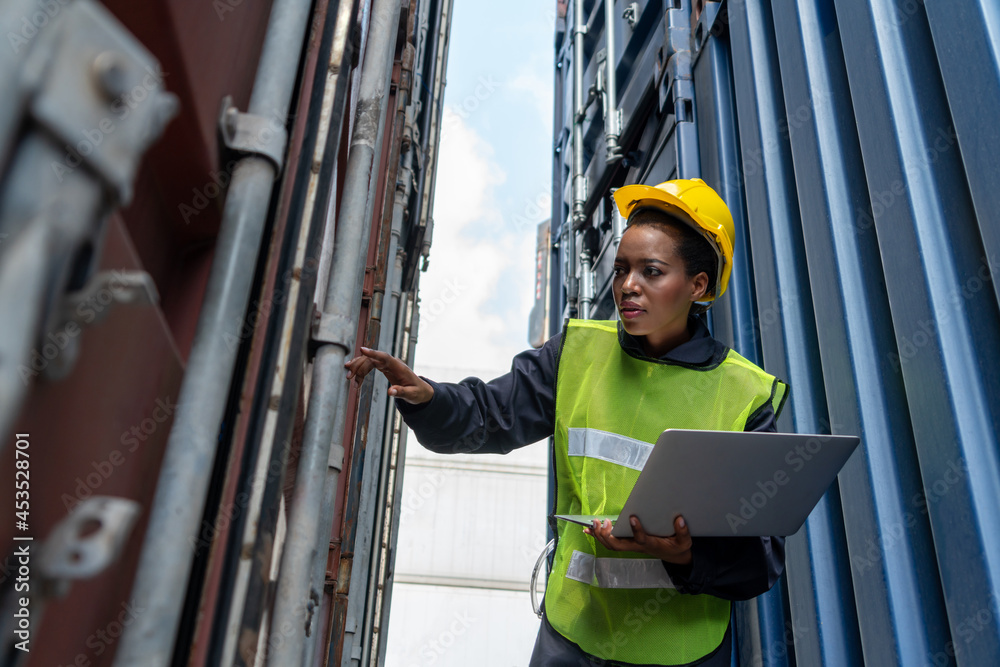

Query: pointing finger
[345,357,374,381]
[361,346,386,360]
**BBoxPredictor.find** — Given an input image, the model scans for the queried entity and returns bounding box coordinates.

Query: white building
[385,363,548,666]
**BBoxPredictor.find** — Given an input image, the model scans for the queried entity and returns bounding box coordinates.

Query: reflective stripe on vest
[567,427,652,471]
[565,550,677,589]
[544,319,788,665]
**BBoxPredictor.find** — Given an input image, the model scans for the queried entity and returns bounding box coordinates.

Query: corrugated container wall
[548,0,1000,665]
[0,0,451,665]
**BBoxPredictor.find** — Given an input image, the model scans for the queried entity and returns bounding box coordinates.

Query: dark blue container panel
[832,0,1000,664]
[548,1,1000,665]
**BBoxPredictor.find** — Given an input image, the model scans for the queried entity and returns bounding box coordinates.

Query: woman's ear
[690,271,710,301]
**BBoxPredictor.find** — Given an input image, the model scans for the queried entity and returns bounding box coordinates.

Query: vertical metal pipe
[356,161,409,665]
[610,191,626,248]
[562,222,578,317]
[579,248,594,319]
[566,0,589,317]
[603,0,622,162]
[414,0,452,268]
[411,0,442,239]
[0,0,43,167]
[112,0,312,664]
[609,192,626,321]
[373,260,410,667]
[266,0,402,663]
[571,0,588,227]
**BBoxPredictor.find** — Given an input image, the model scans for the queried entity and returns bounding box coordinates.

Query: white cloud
[414,107,536,377]
[508,64,553,128]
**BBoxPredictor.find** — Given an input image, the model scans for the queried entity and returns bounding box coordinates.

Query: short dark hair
[626,208,719,312]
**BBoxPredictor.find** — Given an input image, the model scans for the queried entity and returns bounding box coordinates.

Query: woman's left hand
[585,515,693,565]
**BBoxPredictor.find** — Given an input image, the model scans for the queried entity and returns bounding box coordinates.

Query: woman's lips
[620,301,644,319]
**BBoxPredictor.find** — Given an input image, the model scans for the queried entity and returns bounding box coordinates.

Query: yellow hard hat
[613,178,735,300]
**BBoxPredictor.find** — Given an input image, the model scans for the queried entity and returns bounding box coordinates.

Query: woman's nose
[621,271,639,294]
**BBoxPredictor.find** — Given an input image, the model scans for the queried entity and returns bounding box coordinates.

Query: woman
[345,178,788,666]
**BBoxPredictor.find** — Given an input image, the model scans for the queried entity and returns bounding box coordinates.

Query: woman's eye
[645,267,661,276]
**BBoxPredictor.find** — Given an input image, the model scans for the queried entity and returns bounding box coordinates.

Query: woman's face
[612,224,708,356]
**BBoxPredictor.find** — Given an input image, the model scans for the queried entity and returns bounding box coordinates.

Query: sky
[412,0,555,373]
[383,2,556,664]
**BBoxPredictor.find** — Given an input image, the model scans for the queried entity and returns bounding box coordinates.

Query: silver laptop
[556,429,860,537]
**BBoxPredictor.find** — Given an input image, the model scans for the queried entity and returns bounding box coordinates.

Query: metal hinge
[1,497,140,659]
[35,270,159,381]
[0,0,176,447]
[311,308,356,355]
[623,2,639,29]
[217,95,289,174]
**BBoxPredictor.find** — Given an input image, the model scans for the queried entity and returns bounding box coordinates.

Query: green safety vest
[544,319,788,665]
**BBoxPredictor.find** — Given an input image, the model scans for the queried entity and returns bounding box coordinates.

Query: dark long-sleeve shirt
[396,316,786,601]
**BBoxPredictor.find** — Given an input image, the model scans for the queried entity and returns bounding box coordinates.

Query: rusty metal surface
[99,0,275,359]
[1,215,184,667]
[325,8,412,664]
[181,0,337,664]
[0,1,276,664]
[0,0,447,663]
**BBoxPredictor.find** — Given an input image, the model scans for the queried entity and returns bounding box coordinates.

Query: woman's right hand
[343,347,434,405]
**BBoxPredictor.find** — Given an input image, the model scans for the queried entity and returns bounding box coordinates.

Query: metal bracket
[310,310,356,354]
[328,443,345,472]
[218,95,288,174]
[38,496,141,596]
[623,2,639,30]
[0,497,138,662]
[692,1,723,55]
[0,0,175,449]
[62,270,159,327]
[32,270,159,382]
[26,0,179,204]
[657,1,694,116]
